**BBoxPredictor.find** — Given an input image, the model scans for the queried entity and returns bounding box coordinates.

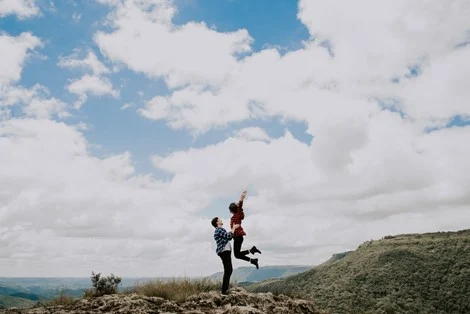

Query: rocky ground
[0,287,323,314]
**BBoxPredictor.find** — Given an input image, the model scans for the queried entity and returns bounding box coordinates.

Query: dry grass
[42,292,76,306]
[131,277,222,302]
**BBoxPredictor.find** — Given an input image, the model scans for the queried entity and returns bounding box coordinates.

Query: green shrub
[84,271,122,297]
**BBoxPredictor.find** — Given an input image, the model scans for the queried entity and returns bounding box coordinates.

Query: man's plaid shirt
[214,227,233,254]
[230,200,247,237]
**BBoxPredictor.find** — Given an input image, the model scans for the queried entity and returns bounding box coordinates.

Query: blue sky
[1,0,470,277]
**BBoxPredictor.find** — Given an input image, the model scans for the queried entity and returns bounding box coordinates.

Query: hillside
[248,229,470,314]
[0,296,36,310]
[207,265,311,284]
[0,287,322,314]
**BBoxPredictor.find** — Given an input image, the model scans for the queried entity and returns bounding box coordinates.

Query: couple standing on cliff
[211,190,262,295]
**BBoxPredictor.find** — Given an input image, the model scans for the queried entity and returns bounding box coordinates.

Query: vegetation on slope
[248,229,470,314]
[0,296,36,309]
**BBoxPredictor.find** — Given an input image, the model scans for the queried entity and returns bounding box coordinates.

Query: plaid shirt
[230,200,247,237]
[214,227,233,254]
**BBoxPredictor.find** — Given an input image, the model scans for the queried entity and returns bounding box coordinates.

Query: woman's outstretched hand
[240,190,247,201]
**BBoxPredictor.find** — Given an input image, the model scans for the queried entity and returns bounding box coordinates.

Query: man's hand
[240,190,247,201]
[232,224,240,232]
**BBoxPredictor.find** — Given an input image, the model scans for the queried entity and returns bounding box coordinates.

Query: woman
[229,190,261,269]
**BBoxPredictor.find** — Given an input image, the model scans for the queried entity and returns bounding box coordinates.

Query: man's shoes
[250,258,259,269]
[222,291,229,295]
[250,246,261,254]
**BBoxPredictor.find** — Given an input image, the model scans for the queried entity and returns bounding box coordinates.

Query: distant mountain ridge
[207,265,312,283]
[248,228,470,314]
[0,277,172,309]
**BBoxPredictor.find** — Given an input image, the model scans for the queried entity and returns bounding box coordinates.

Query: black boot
[250,246,261,254]
[250,258,259,269]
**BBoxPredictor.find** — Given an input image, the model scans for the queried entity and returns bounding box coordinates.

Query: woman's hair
[229,202,238,213]
[211,217,219,227]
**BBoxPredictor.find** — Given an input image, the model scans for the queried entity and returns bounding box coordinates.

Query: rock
[0,287,323,314]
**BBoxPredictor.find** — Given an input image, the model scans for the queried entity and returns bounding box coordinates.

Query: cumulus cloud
[0,118,218,276]
[102,0,470,135]
[150,111,470,267]
[79,0,470,272]
[0,0,39,19]
[94,0,253,89]
[2,0,470,277]
[0,32,42,84]
[0,84,68,119]
[399,44,470,125]
[0,32,68,119]
[233,127,271,142]
[298,0,470,81]
[58,51,119,108]
[58,50,110,76]
[66,74,119,108]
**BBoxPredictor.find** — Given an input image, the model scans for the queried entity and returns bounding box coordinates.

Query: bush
[84,271,122,297]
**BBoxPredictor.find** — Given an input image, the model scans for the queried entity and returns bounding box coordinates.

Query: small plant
[84,271,122,297]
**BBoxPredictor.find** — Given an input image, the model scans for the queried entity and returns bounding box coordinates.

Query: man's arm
[216,224,239,240]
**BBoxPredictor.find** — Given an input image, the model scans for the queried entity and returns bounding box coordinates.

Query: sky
[1,0,470,278]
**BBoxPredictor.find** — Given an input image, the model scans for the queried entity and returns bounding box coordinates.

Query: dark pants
[233,236,251,262]
[218,250,233,293]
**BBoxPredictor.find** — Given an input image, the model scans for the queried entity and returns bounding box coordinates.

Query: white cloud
[0,0,39,19]
[139,44,374,134]
[0,84,69,119]
[399,44,470,124]
[120,102,134,110]
[298,0,470,82]
[150,112,470,268]
[66,74,119,108]
[101,0,470,136]
[94,0,252,89]
[0,32,42,84]
[2,0,470,277]
[0,118,216,276]
[58,50,110,76]
[0,107,11,120]
[0,32,67,119]
[233,127,271,142]
[93,0,470,274]
[59,50,118,108]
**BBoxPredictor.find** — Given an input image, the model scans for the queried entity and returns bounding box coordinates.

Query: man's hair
[211,217,219,228]
[229,202,238,213]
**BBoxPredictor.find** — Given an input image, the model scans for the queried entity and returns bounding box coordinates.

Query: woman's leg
[233,236,250,262]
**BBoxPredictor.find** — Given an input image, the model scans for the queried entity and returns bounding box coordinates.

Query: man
[211,217,239,295]
[229,190,261,269]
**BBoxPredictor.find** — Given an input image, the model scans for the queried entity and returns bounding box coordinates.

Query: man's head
[229,202,238,214]
[211,217,222,228]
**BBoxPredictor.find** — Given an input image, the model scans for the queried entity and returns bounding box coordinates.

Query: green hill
[207,265,311,284]
[248,229,470,314]
[0,296,37,309]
